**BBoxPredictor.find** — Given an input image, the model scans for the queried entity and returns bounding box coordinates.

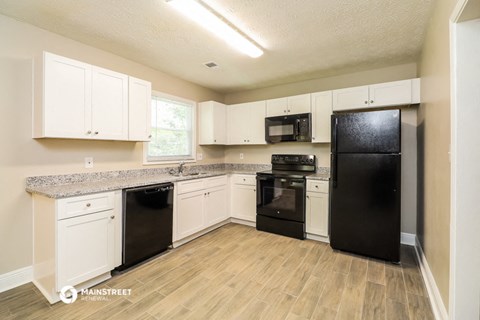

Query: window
[144,91,196,163]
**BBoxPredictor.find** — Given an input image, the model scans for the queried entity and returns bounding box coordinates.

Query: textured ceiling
[0,0,435,93]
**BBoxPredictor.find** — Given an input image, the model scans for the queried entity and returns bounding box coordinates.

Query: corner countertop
[26,163,330,199]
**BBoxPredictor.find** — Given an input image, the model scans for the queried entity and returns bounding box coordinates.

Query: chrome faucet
[178,161,185,175]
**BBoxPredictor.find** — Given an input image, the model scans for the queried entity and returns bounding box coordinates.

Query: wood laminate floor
[0,223,434,320]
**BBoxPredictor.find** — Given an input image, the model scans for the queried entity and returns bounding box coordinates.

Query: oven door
[256,175,306,222]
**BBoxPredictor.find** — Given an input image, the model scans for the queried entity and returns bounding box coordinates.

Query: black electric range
[256,154,316,239]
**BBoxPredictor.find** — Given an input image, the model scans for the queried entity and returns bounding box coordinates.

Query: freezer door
[333,109,401,154]
[330,153,401,262]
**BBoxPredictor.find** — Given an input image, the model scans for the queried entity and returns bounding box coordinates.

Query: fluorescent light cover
[167,0,263,58]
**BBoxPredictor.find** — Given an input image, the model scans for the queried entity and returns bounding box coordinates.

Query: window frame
[143,91,197,165]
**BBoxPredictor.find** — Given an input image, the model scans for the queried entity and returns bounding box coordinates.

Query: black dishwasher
[118,183,173,270]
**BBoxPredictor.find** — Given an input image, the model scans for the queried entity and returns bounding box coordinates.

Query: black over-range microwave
[265,113,312,143]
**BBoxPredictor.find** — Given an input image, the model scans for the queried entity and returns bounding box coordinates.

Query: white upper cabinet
[34,51,152,141]
[91,66,128,140]
[311,91,332,143]
[266,93,311,116]
[198,101,226,145]
[227,101,266,145]
[332,85,369,111]
[35,52,92,139]
[369,79,414,108]
[332,79,420,111]
[128,76,152,141]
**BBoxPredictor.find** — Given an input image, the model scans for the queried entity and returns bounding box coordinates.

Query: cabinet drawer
[307,180,329,193]
[205,175,227,188]
[57,192,115,220]
[231,175,256,186]
[177,179,205,194]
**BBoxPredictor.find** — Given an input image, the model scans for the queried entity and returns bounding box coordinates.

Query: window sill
[142,158,197,166]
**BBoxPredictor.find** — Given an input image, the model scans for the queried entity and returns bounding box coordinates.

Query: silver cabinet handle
[312,137,315,140]
[148,134,152,139]
[364,101,368,104]
[110,215,115,219]
[214,139,216,142]
[315,185,319,188]
[306,195,309,199]
[86,203,91,207]
[86,130,92,135]
[370,100,374,103]
[94,131,99,135]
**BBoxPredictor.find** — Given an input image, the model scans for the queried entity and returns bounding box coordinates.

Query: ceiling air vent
[204,61,219,69]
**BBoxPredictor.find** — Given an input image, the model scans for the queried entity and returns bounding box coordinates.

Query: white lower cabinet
[57,209,115,289]
[174,175,228,242]
[305,180,329,241]
[230,174,256,222]
[32,191,120,304]
[205,186,228,226]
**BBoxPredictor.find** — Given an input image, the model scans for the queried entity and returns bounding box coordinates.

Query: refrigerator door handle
[332,117,338,187]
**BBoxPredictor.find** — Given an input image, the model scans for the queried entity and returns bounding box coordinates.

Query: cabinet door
[288,94,311,114]
[227,103,249,144]
[205,186,228,226]
[128,76,152,141]
[369,79,412,108]
[91,66,128,140]
[311,91,332,143]
[43,52,92,139]
[213,102,227,144]
[176,190,205,240]
[332,85,369,111]
[57,210,115,289]
[247,101,267,144]
[230,185,256,222]
[266,97,288,117]
[199,101,226,145]
[306,192,329,237]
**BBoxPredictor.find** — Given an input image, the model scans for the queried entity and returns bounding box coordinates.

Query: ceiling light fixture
[166,0,263,58]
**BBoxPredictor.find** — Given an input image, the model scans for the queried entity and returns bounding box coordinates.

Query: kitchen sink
[170,172,207,177]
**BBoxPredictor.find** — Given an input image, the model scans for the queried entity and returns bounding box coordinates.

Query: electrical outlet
[239,153,244,160]
[197,153,203,161]
[85,157,94,168]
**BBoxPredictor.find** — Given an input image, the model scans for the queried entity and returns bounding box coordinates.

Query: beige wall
[417,0,458,309]
[0,14,223,275]
[224,63,418,104]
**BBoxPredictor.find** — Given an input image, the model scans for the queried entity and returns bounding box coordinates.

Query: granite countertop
[26,164,267,199]
[306,173,330,181]
[26,163,330,199]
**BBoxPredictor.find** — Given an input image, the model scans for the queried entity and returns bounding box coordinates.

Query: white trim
[306,233,329,243]
[414,238,449,320]
[230,218,256,228]
[0,266,32,293]
[400,232,416,246]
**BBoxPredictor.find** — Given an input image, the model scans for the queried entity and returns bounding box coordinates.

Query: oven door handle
[256,176,273,181]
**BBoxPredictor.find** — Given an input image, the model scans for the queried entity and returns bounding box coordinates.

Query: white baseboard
[0,266,32,293]
[414,238,448,320]
[401,232,416,246]
[230,218,255,227]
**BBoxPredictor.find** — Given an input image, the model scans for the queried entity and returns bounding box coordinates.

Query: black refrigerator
[330,109,401,262]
